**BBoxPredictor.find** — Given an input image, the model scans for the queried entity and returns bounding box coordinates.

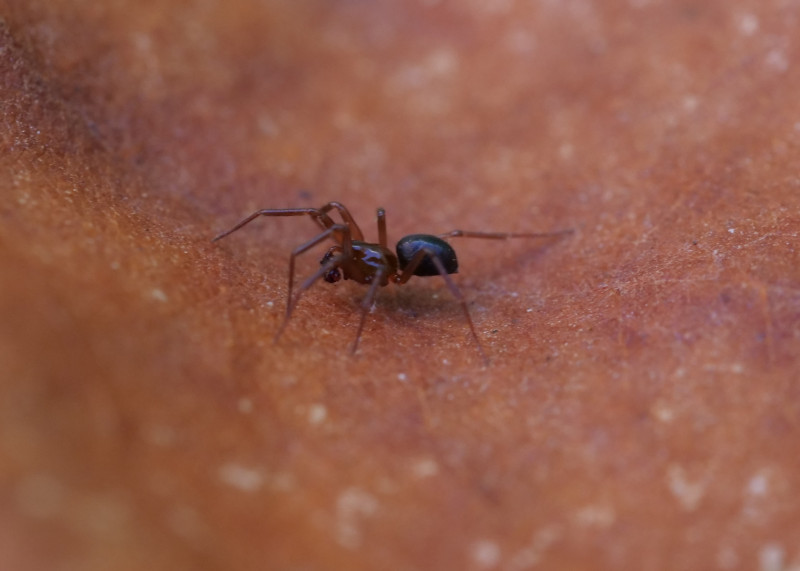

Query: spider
[212,201,571,363]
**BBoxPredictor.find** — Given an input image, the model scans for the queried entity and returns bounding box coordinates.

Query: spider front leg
[274,223,352,342]
[438,229,574,240]
[212,207,324,243]
[396,248,489,365]
[211,201,366,244]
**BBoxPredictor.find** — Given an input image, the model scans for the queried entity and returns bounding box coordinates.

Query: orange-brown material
[2,1,799,569]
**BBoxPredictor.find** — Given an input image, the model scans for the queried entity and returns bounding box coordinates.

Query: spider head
[320,250,342,283]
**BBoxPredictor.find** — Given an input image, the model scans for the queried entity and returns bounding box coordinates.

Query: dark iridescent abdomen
[396,234,458,276]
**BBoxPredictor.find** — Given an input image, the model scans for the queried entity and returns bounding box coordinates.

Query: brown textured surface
[2,1,800,569]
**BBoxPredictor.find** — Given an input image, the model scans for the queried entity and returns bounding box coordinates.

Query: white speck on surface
[442,359,450,365]
[472,539,501,568]
[574,504,616,527]
[526,308,533,313]
[748,472,769,496]
[218,463,264,493]
[388,48,459,95]
[728,228,736,234]
[738,13,759,36]
[468,0,514,15]
[151,288,168,302]
[308,404,328,425]
[683,95,699,112]
[508,526,561,571]
[427,48,459,76]
[765,49,789,73]
[651,401,675,423]
[759,543,784,571]
[411,458,439,478]
[15,474,65,519]
[336,487,379,549]
[667,465,706,511]
[238,398,253,414]
[266,301,274,308]
[505,29,536,54]
[257,114,279,137]
[397,373,407,382]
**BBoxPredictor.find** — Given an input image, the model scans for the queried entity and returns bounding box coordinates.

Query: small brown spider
[213,201,571,363]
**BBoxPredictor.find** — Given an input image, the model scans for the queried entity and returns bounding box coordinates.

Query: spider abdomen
[396,234,458,276]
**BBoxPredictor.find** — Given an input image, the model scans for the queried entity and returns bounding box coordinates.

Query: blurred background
[2,1,800,569]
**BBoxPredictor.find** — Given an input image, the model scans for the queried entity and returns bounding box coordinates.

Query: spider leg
[274,250,347,344]
[316,201,365,241]
[351,267,387,355]
[376,207,388,248]
[212,208,324,242]
[282,224,351,322]
[396,247,489,365]
[212,201,366,245]
[438,229,574,240]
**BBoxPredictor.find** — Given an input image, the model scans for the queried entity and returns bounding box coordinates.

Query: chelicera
[212,201,571,363]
